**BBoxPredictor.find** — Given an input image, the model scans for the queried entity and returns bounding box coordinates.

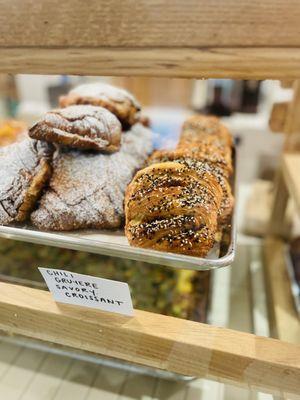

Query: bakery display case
[0,0,300,397]
[0,121,237,270]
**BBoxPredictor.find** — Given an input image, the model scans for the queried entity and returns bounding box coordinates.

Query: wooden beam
[268,170,291,238]
[282,153,300,215]
[284,80,300,150]
[0,282,299,395]
[269,102,289,133]
[1,47,300,79]
[263,237,300,345]
[1,0,300,48]
[244,180,274,237]
[284,81,300,134]
[0,1,300,78]
[280,80,295,89]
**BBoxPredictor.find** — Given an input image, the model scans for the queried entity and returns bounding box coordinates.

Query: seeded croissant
[180,114,233,148]
[148,149,234,224]
[125,162,221,257]
[125,114,234,258]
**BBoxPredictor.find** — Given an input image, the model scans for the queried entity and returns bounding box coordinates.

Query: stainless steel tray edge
[0,224,235,270]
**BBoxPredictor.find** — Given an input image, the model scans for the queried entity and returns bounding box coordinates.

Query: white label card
[39,267,134,316]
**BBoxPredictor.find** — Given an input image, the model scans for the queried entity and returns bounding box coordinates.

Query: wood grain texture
[268,170,291,238]
[245,180,275,237]
[281,80,295,89]
[282,153,300,214]
[269,102,289,133]
[284,81,300,150]
[1,1,300,77]
[0,282,299,395]
[284,81,300,134]
[263,237,300,345]
[1,47,300,79]
[1,0,300,48]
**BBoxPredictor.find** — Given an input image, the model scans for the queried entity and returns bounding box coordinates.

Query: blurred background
[0,75,299,400]
[0,74,291,182]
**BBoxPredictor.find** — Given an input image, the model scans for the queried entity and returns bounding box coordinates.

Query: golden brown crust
[125,162,220,257]
[178,115,233,176]
[180,114,233,148]
[59,83,141,129]
[125,114,234,257]
[178,140,232,170]
[16,158,52,222]
[126,214,217,258]
[148,149,234,224]
[0,139,54,225]
[126,163,221,220]
[29,105,122,153]
[177,115,234,223]
[149,146,232,177]
[218,177,234,224]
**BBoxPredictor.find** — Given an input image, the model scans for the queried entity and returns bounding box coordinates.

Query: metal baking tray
[0,153,237,271]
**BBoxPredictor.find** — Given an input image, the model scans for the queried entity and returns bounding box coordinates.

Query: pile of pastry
[0,83,153,229]
[125,115,234,258]
[0,81,234,260]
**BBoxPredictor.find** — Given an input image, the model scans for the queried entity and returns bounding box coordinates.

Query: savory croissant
[125,162,221,257]
[149,145,232,178]
[125,114,234,258]
[177,115,234,223]
[179,115,233,148]
[148,150,234,224]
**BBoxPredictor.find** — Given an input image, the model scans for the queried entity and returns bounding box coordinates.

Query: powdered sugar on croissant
[29,105,122,153]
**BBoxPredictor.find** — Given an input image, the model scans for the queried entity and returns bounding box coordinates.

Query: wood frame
[263,237,300,344]
[0,282,299,395]
[266,81,300,352]
[269,81,300,235]
[2,0,300,48]
[282,153,300,214]
[1,0,300,395]
[0,0,300,78]
[1,48,300,79]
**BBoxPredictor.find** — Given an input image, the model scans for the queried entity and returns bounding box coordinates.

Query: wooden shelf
[2,0,300,48]
[263,237,300,345]
[2,48,300,79]
[1,0,300,78]
[0,282,299,395]
[268,152,300,237]
[1,2,300,396]
[282,153,300,215]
